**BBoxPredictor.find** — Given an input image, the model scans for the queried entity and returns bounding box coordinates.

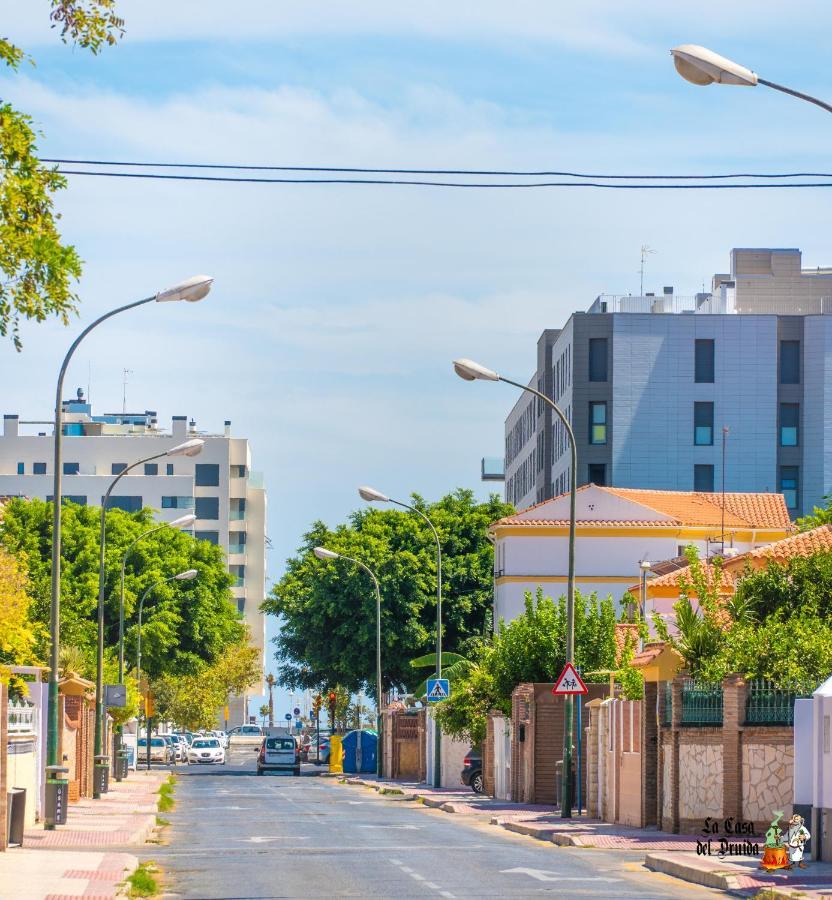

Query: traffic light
[312,694,323,718]
[328,691,337,730]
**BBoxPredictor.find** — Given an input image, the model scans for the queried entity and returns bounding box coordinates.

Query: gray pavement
[147,752,724,899]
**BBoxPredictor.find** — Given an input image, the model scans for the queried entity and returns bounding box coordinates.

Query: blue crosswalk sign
[426,678,450,702]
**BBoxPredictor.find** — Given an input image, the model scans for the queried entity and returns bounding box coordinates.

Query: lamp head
[358,485,390,503]
[453,358,500,382]
[167,438,204,457]
[639,560,652,572]
[671,45,757,87]
[155,275,214,303]
[175,568,198,580]
[169,513,197,529]
[313,546,340,561]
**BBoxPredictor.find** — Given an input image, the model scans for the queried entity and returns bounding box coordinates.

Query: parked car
[137,736,170,764]
[188,737,226,765]
[160,734,183,763]
[171,734,190,762]
[227,724,265,752]
[257,736,300,776]
[461,746,483,794]
[315,737,331,765]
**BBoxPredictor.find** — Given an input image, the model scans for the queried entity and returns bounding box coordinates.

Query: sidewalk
[0,770,167,899]
[340,775,832,897]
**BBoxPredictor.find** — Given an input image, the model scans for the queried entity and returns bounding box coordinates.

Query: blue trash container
[341,730,378,773]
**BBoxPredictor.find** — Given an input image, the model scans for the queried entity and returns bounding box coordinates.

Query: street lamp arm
[757,77,832,115]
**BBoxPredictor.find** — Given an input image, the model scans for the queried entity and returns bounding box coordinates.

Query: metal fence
[8,699,37,735]
[744,679,812,726]
[663,681,672,726]
[680,679,723,726]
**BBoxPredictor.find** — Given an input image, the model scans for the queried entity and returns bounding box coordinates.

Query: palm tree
[266,673,276,727]
[258,703,269,727]
[409,652,475,699]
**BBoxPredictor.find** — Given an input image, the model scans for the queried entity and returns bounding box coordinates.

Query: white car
[188,737,226,765]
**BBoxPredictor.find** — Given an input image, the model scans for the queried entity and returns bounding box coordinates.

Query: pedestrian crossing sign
[426,678,450,702]
[551,663,588,695]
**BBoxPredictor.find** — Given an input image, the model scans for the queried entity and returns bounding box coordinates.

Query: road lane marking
[358,824,421,829]
[389,859,455,898]
[500,866,620,883]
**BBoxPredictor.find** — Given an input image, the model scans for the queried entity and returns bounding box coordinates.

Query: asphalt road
[147,751,722,899]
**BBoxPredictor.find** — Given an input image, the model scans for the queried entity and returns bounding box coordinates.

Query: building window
[780,340,800,384]
[588,463,606,486]
[694,464,714,492]
[230,465,247,479]
[104,496,142,513]
[780,403,799,447]
[780,466,799,510]
[588,338,608,382]
[144,463,158,476]
[33,462,47,475]
[166,463,174,476]
[589,402,607,444]
[230,498,246,521]
[195,497,220,520]
[63,462,79,475]
[161,496,195,509]
[47,495,88,506]
[694,402,714,445]
[195,530,219,545]
[16,462,24,474]
[112,463,127,475]
[195,463,220,487]
[237,598,246,613]
[230,564,245,587]
[229,531,247,555]
[694,339,715,383]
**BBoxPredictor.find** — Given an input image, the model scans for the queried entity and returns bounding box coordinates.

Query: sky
[1,1,830,716]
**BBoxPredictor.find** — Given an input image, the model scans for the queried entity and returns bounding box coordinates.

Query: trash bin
[116,749,129,781]
[45,766,69,829]
[341,731,378,774]
[94,755,110,796]
[7,788,25,847]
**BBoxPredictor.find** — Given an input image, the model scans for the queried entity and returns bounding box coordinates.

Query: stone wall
[678,744,723,821]
[743,743,794,824]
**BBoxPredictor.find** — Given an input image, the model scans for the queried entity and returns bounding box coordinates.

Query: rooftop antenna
[640,245,656,297]
[122,368,133,414]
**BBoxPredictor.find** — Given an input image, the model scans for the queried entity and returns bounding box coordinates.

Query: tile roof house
[489,484,792,627]
[628,524,832,631]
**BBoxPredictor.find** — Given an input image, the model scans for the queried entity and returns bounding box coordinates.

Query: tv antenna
[122,368,133,414]
[640,245,656,297]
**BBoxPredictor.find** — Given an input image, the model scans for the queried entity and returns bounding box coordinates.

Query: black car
[460,746,483,794]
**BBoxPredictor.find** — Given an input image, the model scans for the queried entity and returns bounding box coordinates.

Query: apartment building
[0,394,266,722]
[503,248,832,519]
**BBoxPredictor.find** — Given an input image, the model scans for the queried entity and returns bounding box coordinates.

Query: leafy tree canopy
[0,546,46,692]
[265,489,512,694]
[0,2,124,348]
[0,497,243,679]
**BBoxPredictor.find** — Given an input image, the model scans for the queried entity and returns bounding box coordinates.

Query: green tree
[432,648,497,746]
[0,547,45,693]
[0,3,124,348]
[265,490,513,694]
[0,497,244,679]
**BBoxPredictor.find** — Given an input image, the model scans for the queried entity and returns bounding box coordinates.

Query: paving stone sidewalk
[0,770,167,899]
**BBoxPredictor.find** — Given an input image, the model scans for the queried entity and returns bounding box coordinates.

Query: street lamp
[670,45,832,114]
[45,275,212,826]
[136,569,198,770]
[93,440,203,797]
[358,485,444,788]
[638,560,652,651]
[453,357,579,817]
[313,546,383,777]
[110,513,196,781]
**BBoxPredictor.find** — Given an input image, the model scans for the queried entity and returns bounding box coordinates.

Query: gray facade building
[503,248,832,519]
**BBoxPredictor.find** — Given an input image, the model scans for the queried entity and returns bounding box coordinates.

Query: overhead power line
[41,158,832,179]
[50,168,832,189]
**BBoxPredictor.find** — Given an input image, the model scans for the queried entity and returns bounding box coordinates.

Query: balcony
[481,457,505,482]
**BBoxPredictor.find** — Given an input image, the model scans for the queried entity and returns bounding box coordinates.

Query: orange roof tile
[629,561,735,598]
[494,486,792,530]
[724,524,832,569]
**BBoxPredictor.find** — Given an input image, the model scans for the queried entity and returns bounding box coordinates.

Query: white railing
[8,699,37,735]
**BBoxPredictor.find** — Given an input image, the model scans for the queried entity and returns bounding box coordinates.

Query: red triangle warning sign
[552,662,588,695]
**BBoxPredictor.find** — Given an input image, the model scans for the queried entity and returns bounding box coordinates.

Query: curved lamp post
[93,441,203,797]
[313,546,383,777]
[45,274,212,825]
[136,569,198,769]
[358,485,444,788]
[671,45,832,114]
[453,357,578,818]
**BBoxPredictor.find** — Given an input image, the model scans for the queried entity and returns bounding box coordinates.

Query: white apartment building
[0,392,266,723]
